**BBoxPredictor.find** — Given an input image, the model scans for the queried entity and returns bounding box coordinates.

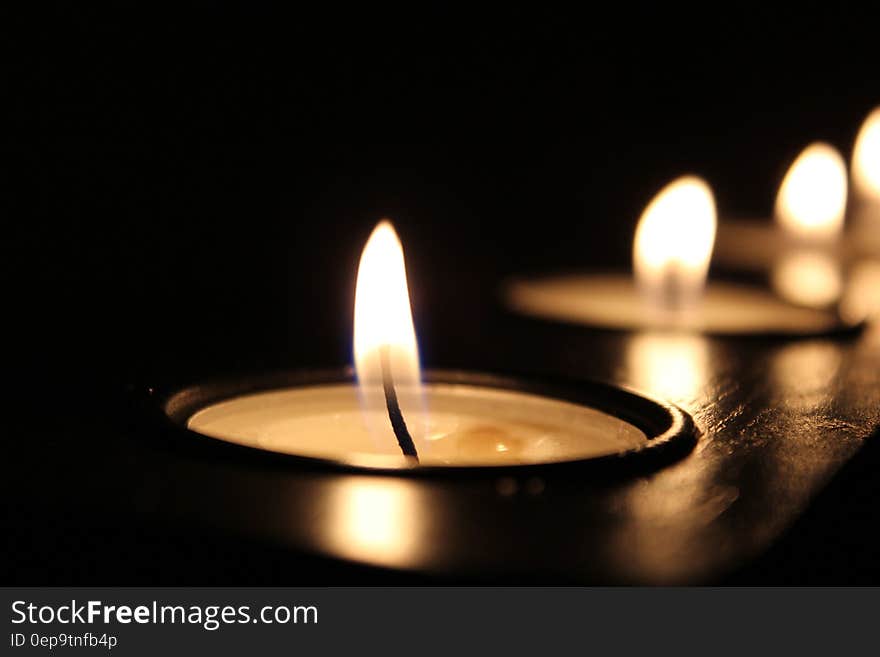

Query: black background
[5,2,880,583]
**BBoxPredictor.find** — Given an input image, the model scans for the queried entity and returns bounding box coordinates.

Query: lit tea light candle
[849,106,880,253]
[707,145,852,315]
[714,142,850,273]
[505,175,855,335]
[770,143,847,308]
[843,106,880,322]
[166,221,694,469]
[715,121,880,323]
[717,108,880,271]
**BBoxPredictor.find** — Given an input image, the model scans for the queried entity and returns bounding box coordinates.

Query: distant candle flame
[353,220,425,447]
[775,142,847,240]
[633,176,717,311]
[852,107,880,203]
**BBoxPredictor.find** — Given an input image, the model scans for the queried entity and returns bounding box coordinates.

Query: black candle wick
[380,346,419,463]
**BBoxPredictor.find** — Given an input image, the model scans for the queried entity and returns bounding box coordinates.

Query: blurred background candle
[505,176,851,335]
[850,106,880,248]
[843,107,880,323]
[714,142,849,276]
[770,143,848,308]
[633,177,716,313]
[714,108,880,265]
[713,108,880,323]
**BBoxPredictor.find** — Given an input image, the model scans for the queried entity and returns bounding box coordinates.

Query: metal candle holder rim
[155,368,698,476]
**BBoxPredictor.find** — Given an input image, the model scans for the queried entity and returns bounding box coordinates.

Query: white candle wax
[187,382,648,467]
[505,273,852,335]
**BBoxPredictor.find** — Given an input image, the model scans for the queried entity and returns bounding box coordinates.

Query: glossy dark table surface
[8,276,879,585]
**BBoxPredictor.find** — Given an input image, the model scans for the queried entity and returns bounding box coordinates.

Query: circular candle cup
[504,272,862,337]
[159,369,696,473]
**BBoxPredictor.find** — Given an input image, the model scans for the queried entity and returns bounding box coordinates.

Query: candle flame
[852,107,880,202]
[353,220,425,447]
[775,142,847,240]
[633,176,717,311]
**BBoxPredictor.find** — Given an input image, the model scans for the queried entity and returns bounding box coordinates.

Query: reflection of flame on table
[842,260,880,325]
[772,250,842,309]
[770,341,842,411]
[625,333,709,405]
[321,476,427,567]
[604,468,738,584]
